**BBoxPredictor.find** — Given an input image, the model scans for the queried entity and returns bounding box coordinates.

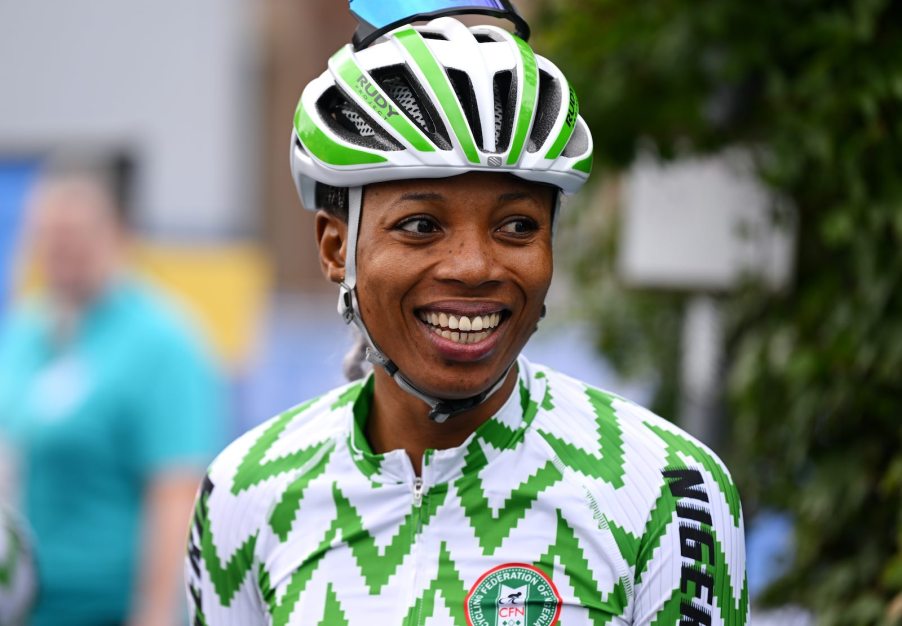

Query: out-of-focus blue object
[0,158,42,313]
[351,0,507,25]
[747,509,794,598]
[0,278,226,626]
[349,0,530,48]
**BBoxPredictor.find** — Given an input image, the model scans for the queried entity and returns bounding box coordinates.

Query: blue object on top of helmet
[349,0,530,49]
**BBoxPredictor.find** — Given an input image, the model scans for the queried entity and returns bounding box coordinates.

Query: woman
[187,17,748,626]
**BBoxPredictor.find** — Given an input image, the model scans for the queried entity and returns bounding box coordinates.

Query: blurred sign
[618,150,795,291]
[0,159,41,312]
[133,243,271,369]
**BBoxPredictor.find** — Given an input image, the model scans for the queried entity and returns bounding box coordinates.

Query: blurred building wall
[0,0,259,238]
[260,0,356,292]
[0,1,538,292]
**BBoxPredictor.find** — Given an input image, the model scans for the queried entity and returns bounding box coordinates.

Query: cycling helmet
[289,17,594,422]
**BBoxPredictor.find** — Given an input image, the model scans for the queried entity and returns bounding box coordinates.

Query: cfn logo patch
[465,563,561,626]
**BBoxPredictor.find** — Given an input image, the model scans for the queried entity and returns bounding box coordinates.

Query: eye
[498,217,539,236]
[396,216,441,235]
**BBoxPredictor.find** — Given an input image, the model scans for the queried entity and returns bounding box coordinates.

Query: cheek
[511,243,553,297]
[354,245,420,317]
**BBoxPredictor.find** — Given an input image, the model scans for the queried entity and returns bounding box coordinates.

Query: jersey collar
[346,356,547,486]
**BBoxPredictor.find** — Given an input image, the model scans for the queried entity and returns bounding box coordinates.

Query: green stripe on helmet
[506,35,539,166]
[393,27,480,164]
[573,153,593,174]
[331,47,436,154]
[545,84,579,161]
[294,100,388,167]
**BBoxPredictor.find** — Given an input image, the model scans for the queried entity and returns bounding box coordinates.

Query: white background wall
[0,0,259,238]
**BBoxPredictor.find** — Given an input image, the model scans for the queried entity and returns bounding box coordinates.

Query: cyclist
[187,15,748,626]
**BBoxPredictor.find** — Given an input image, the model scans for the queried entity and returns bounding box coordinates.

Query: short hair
[314,183,349,221]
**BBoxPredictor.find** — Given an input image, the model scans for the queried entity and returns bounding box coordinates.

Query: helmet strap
[337,186,514,424]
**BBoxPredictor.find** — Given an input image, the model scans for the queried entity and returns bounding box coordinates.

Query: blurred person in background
[0,504,36,626]
[0,160,226,626]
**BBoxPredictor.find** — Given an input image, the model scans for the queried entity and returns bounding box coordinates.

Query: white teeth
[421,309,505,343]
[429,328,492,345]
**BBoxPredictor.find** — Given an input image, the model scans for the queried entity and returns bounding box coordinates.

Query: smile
[417,310,504,345]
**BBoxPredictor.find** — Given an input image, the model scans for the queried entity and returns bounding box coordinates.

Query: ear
[315,210,348,284]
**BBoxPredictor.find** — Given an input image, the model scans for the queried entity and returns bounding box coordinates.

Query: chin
[409,356,517,401]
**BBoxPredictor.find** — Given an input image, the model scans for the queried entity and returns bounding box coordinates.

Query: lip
[415,300,508,317]
[415,300,510,362]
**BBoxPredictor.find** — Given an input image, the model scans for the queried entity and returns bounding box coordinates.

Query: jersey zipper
[406,474,427,625]
[412,476,424,507]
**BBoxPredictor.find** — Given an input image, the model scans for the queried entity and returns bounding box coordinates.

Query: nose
[433,226,501,287]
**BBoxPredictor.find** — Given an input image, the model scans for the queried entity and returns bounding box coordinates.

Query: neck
[366,363,519,475]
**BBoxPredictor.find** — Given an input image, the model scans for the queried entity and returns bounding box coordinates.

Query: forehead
[364,172,555,206]
[29,178,117,230]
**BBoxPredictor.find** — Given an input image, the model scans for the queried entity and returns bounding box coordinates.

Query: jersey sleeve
[186,473,268,626]
[631,422,749,626]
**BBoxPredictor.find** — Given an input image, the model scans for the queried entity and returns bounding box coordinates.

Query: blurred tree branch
[537,0,902,623]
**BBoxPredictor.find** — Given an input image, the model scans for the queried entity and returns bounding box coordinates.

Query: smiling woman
[186,15,749,626]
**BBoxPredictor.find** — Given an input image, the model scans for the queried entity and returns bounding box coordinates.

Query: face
[325,172,556,400]
[26,178,124,307]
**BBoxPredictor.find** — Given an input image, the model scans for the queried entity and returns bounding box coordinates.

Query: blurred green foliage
[537,0,902,623]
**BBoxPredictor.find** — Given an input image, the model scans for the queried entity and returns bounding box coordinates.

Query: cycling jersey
[187,357,748,626]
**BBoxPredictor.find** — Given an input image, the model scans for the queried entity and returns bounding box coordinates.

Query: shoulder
[202,378,367,536]
[526,363,747,623]
[113,279,216,365]
[0,299,47,353]
[528,362,742,527]
[116,279,200,340]
[187,380,366,614]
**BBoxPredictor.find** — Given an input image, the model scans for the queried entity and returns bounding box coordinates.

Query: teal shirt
[0,279,226,626]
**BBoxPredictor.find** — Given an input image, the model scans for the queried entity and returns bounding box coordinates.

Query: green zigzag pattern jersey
[186,357,748,626]
[0,505,37,625]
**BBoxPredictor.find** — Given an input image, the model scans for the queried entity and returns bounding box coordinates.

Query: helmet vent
[318,86,403,151]
[473,33,498,43]
[528,71,561,153]
[493,71,516,153]
[563,120,589,157]
[447,69,484,151]
[420,32,449,41]
[344,108,376,137]
[371,65,452,150]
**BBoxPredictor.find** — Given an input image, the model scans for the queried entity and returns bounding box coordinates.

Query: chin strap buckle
[428,406,452,424]
[338,284,355,325]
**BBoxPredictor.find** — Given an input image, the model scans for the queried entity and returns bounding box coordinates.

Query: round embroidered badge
[465,563,562,626]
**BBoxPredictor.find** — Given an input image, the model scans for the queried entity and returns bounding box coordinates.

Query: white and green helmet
[289,17,594,422]
[290,16,593,210]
